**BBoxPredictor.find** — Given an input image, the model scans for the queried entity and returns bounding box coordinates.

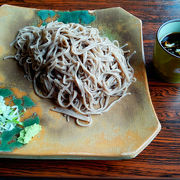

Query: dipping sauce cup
[153,19,180,83]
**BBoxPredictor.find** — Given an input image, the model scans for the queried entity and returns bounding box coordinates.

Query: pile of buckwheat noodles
[5,21,135,126]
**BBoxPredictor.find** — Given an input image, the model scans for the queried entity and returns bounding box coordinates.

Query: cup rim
[157,19,180,59]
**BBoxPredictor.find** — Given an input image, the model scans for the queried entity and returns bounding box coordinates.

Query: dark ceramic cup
[153,19,180,83]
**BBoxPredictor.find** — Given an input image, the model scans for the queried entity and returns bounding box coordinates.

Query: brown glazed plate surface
[0,5,161,159]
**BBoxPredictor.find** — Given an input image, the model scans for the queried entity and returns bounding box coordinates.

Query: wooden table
[0,0,180,179]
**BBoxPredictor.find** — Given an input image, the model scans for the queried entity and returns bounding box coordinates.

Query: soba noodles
[5,21,135,126]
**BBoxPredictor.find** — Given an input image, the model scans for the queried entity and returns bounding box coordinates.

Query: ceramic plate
[0,5,161,159]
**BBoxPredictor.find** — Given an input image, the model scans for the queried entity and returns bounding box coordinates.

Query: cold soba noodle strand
[5,21,135,126]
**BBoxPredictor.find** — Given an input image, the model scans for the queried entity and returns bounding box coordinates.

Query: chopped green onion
[0,96,25,133]
[164,41,175,48]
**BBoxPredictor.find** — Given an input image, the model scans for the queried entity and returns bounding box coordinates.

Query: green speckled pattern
[23,96,35,108]
[37,10,56,21]
[37,10,96,26]
[13,97,23,111]
[0,88,13,97]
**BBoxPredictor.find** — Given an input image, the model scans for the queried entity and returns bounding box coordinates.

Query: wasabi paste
[18,123,41,144]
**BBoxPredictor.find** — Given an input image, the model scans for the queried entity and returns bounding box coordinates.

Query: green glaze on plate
[13,97,23,111]
[0,88,13,97]
[37,10,56,21]
[37,10,96,26]
[0,126,23,152]
[23,115,40,127]
[23,96,35,108]
[56,11,96,24]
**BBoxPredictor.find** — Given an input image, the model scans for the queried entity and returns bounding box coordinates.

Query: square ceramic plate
[0,5,161,159]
